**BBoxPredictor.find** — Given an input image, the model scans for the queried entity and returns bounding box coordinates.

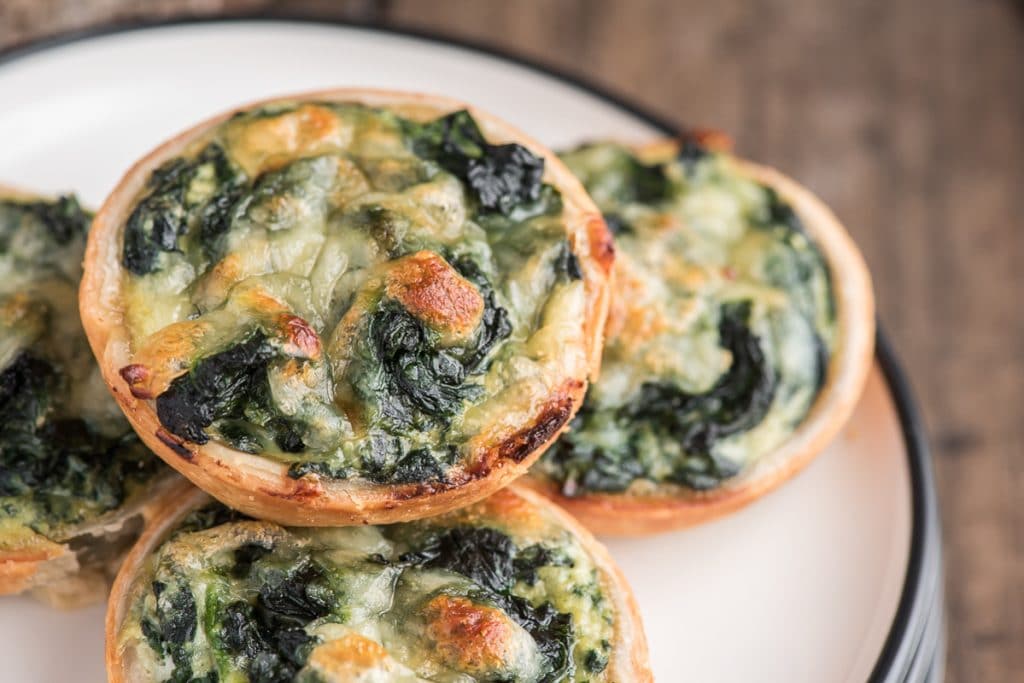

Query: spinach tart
[81,90,613,526]
[106,481,651,683]
[0,186,177,608]
[526,138,875,535]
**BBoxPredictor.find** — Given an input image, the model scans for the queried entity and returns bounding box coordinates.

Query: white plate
[0,21,914,682]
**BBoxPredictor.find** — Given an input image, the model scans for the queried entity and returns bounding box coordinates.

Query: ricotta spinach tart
[527,138,874,534]
[107,482,651,682]
[0,187,176,607]
[81,90,613,526]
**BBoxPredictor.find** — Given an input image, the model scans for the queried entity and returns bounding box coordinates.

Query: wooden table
[3,1,1022,680]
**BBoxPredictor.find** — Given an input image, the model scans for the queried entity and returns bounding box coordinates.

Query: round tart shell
[80,89,613,527]
[105,481,652,682]
[523,144,875,536]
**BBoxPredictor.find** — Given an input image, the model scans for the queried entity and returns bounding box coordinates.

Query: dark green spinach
[367,303,481,431]
[550,301,777,493]
[155,332,308,453]
[406,110,546,216]
[396,527,577,682]
[123,143,244,275]
[0,351,159,528]
[1,195,90,246]
[156,332,277,444]
[449,256,512,374]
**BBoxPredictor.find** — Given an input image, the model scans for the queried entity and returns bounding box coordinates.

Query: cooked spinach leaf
[154,580,198,645]
[449,256,513,373]
[362,436,451,486]
[347,260,511,483]
[156,332,277,444]
[617,155,672,204]
[760,186,804,235]
[233,543,273,578]
[396,527,577,682]
[256,560,331,626]
[602,212,632,236]
[174,501,250,537]
[550,301,778,493]
[584,643,611,674]
[155,331,311,451]
[285,460,352,481]
[553,240,583,281]
[677,136,709,170]
[0,352,159,528]
[123,143,244,275]
[400,527,516,594]
[149,559,326,683]
[627,302,776,466]
[2,195,90,246]
[145,580,203,682]
[505,597,576,682]
[406,110,546,215]
[513,544,574,585]
[366,303,482,431]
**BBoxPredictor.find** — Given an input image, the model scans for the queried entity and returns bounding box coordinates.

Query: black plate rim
[0,15,941,682]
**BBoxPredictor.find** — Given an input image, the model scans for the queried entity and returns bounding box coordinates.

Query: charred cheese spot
[277,315,320,358]
[122,320,212,398]
[424,595,541,678]
[384,251,484,344]
[305,632,422,681]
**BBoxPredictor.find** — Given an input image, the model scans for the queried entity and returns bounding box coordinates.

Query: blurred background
[2,1,1021,680]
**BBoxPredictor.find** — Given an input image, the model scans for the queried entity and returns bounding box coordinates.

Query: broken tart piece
[0,187,176,607]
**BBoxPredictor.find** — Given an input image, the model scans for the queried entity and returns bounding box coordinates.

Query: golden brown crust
[524,145,876,536]
[106,483,652,683]
[0,536,67,596]
[80,89,612,526]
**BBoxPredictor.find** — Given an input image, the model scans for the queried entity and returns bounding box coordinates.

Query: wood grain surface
[2,1,1022,680]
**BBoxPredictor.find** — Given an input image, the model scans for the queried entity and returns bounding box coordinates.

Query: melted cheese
[118,102,588,482]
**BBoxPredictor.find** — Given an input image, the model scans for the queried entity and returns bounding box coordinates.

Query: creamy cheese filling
[0,196,164,543]
[117,103,588,485]
[537,142,836,494]
[119,494,616,682]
